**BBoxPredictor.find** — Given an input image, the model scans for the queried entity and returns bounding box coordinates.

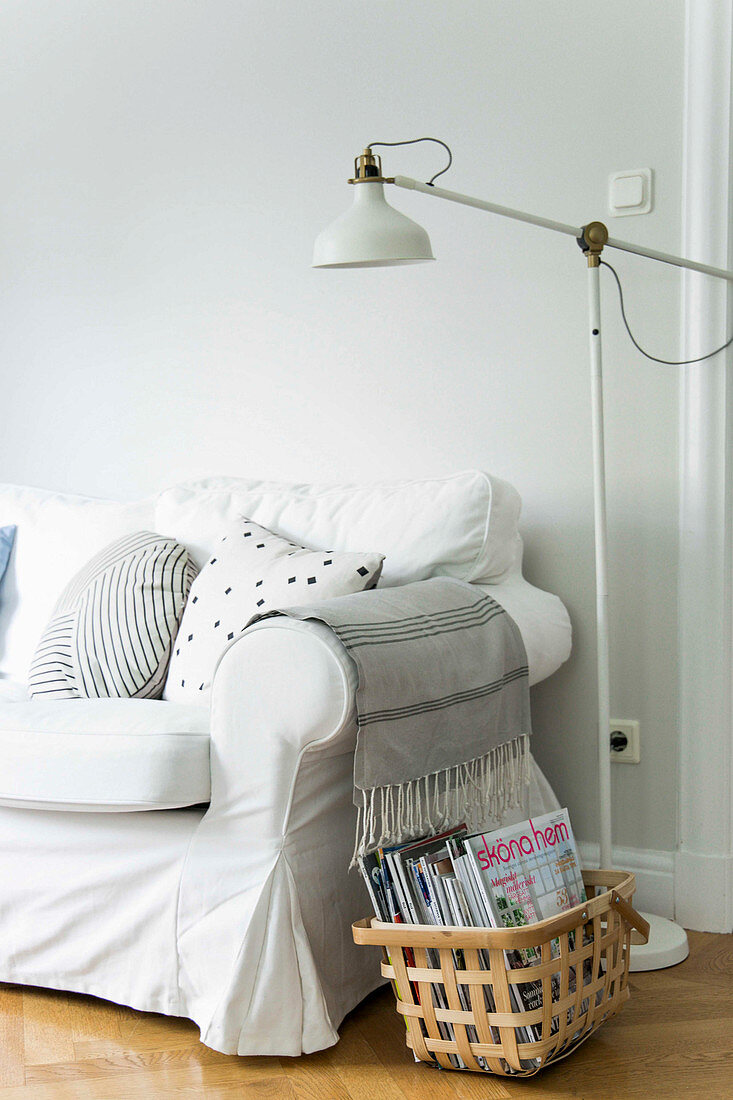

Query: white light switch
[609,169,653,217]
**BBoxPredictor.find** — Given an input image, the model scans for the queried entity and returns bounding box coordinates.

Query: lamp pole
[586,237,613,871]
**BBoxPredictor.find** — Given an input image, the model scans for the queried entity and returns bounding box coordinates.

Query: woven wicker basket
[353,868,649,1076]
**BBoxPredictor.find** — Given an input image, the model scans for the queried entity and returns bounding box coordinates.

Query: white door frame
[675,0,733,932]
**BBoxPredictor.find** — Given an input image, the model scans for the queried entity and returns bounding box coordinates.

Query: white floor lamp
[313,140,733,970]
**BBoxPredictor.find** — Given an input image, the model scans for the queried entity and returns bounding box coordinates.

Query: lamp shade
[313,180,434,268]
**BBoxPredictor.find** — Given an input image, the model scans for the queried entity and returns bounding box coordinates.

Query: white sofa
[0,471,571,1056]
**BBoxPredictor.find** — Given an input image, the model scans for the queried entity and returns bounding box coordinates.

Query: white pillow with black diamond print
[163,518,384,704]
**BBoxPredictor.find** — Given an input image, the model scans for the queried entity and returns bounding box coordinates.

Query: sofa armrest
[209,618,358,820]
[178,618,361,1053]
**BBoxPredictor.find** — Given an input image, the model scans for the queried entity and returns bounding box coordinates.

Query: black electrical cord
[366,137,453,186]
[601,259,733,365]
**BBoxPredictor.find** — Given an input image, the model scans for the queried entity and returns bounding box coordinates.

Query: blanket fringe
[351,734,530,866]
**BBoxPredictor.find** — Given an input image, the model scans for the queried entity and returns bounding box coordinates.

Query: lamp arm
[603,235,733,282]
[393,176,582,241]
[394,176,733,282]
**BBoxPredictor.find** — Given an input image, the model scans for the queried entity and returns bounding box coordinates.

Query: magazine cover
[464,807,587,929]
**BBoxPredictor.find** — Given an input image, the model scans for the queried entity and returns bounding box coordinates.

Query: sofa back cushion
[0,485,154,683]
[155,470,521,589]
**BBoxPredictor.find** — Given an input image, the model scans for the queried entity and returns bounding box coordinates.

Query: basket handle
[610,892,650,942]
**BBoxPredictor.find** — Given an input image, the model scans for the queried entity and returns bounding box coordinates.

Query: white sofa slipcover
[0,472,571,1055]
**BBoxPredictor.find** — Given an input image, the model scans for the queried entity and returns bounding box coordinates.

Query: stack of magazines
[357,808,589,1072]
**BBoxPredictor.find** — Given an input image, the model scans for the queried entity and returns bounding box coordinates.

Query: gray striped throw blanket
[254,576,530,860]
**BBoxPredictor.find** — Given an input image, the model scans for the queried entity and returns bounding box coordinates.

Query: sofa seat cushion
[0,699,210,812]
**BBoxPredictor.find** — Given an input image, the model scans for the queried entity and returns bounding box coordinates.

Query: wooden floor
[0,930,730,1098]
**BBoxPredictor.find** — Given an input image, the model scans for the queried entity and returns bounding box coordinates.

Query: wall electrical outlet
[610,719,640,764]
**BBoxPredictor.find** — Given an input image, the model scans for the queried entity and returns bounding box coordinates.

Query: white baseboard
[578,841,674,919]
[674,850,733,933]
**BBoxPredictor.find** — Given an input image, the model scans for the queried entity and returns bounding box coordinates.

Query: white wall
[0,0,685,853]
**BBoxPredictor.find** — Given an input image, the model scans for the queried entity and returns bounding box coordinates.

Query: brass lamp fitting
[348,148,395,185]
[578,221,609,267]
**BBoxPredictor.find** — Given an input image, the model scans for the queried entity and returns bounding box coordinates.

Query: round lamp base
[628,913,689,972]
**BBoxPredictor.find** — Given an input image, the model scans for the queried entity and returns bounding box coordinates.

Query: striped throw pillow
[28,532,197,699]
